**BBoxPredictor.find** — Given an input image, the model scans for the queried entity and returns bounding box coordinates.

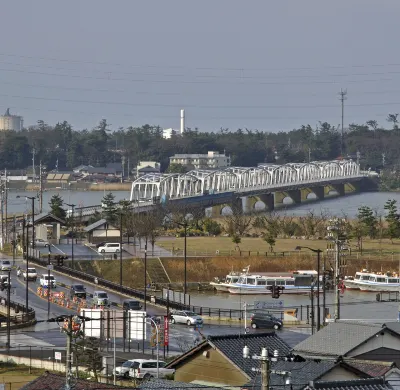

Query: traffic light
[271,285,280,299]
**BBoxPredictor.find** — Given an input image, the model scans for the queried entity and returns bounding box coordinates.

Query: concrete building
[169,151,230,170]
[0,108,23,131]
[136,161,161,177]
[162,128,180,139]
[162,109,186,139]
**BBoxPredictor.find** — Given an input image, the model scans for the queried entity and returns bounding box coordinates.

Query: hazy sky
[1,0,399,132]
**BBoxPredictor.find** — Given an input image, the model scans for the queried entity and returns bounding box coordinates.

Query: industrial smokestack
[180,109,185,134]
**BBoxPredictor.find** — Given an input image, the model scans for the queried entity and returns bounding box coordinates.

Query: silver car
[0,261,11,272]
[170,310,203,326]
[30,239,50,248]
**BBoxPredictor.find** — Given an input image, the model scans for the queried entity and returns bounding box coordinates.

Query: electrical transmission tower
[338,89,347,157]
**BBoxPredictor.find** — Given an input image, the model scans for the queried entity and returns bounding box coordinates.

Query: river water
[6,189,398,216]
[7,189,400,320]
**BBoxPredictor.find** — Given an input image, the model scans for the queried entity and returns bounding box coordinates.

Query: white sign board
[254,300,284,310]
[47,264,54,271]
[128,311,146,340]
[54,351,62,361]
[80,309,103,338]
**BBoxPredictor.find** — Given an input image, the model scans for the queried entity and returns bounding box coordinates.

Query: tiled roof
[208,333,291,378]
[84,218,107,232]
[342,359,394,377]
[310,378,393,390]
[166,332,291,379]
[294,322,384,357]
[20,372,132,390]
[139,378,219,389]
[34,212,66,225]
[245,360,337,390]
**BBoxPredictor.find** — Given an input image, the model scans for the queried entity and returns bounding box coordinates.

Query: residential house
[166,332,400,389]
[84,218,120,244]
[136,161,161,178]
[81,163,123,181]
[20,372,131,389]
[244,359,400,390]
[46,172,74,184]
[293,322,400,366]
[169,151,231,170]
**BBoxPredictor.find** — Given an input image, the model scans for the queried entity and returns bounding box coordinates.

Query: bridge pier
[311,186,325,200]
[332,183,345,196]
[210,205,224,218]
[258,193,274,211]
[288,190,302,205]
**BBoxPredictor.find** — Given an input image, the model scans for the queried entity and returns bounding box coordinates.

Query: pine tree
[49,194,66,219]
[357,206,377,239]
[384,199,400,243]
[101,192,117,224]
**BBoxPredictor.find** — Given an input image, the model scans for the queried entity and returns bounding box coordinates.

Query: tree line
[2,117,400,182]
[51,191,400,255]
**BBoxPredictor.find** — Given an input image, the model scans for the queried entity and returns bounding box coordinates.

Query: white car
[128,360,175,379]
[39,274,56,288]
[0,261,11,272]
[97,243,121,254]
[114,360,137,378]
[169,310,203,326]
[23,268,38,281]
[93,291,109,306]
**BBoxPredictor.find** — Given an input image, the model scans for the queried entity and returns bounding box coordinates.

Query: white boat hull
[358,283,400,292]
[228,286,322,295]
[343,280,360,290]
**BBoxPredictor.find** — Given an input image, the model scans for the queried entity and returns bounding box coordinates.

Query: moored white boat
[344,270,400,292]
[210,267,250,292]
[227,274,323,295]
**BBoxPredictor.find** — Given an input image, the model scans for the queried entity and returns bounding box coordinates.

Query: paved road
[1,256,310,354]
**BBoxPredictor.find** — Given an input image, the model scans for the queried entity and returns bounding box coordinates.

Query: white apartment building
[169,151,231,170]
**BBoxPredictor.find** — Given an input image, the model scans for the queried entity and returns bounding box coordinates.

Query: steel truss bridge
[129,159,361,201]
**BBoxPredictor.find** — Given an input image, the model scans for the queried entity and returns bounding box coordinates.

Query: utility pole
[39,162,43,213]
[0,187,4,249]
[65,315,73,390]
[12,216,16,266]
[4,169,7,244]
[339,89,347,157]
[261,348,269,390]
[6,270,11,351]
[327,218,347,321]
[32,148,36,183]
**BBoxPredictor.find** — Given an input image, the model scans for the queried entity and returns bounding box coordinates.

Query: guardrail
[0,298,36,327]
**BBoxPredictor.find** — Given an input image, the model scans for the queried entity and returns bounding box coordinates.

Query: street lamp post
[65,204,76,269]
[174,221,188,306]
[17,196,36,315]
[295,246,322,331]
[144,242,147,312]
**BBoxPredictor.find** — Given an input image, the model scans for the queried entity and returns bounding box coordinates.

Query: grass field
[0,363,45,389]
[157,236,400,256]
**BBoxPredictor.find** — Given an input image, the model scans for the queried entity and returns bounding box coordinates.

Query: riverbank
[72,252,400,290]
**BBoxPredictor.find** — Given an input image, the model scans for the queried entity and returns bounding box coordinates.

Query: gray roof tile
[139,378,219,389]
[311,378,393,390]
[84,218,107,232]
[294,322,384,357]
[245,360,337,390]
[208,333,291,378]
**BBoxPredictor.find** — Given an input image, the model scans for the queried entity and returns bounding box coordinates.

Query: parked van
[97,243,121,254]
